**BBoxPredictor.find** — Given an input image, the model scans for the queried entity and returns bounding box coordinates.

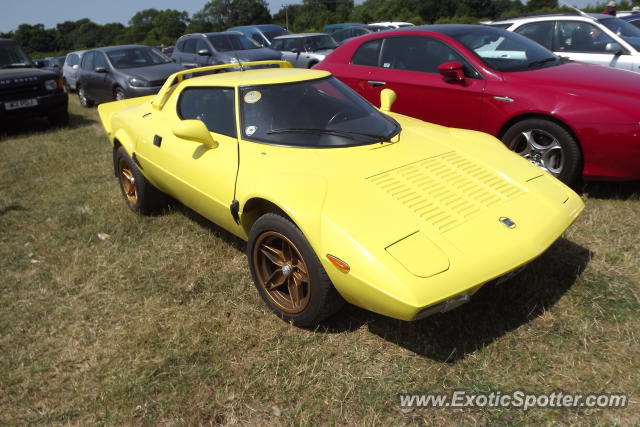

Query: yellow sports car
[98,61,584,327]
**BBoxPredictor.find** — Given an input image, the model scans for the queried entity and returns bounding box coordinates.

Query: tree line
[0,0,628,57]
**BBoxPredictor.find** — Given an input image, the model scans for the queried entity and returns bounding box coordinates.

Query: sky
[2,0,599,33]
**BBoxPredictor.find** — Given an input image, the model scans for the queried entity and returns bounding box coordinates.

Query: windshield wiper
[267,127,391,142]
[0,63,31,69]
[528,57,557,68]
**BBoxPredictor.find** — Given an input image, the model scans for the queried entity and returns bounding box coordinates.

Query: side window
[67,54,79,66]
[81,52,95,71]
[515,22,554,50]
[176,40,185,52]
[178,87,237,137]
[93,52,108,69]
[351,39,381,66]
[195,39,209,53]
[183,39,196,54]
[557,21,615,52]
[380,36,466,74]
[271,39,284,50]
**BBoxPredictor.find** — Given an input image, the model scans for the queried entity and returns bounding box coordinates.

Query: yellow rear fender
[97,96,153,140]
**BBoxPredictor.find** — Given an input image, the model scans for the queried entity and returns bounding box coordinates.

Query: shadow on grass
[0,204,27,216]
[0,112,97,140]
[320,237,591,363]
[581,180,640,200]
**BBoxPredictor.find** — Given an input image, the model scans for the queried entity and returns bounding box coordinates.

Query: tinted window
[599,17,640,50]
[304,35,337,51]
[515,22,554,50]
[195,39,209,53]
[178,87,237,137]
[183,39,196,54]
[282,38,303,51]
[0,44,31,67]
[208,34,260,51]
[379,36,465,74]
[93,52,108,69]
[271,39,285,50]
[81,51,95,71]
[351,39,381,66]
[556,21,614,52]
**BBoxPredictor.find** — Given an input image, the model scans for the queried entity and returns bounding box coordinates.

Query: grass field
[1,97,638,425]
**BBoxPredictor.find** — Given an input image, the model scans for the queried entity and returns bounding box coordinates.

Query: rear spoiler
[97,95,154,138]
[150,60,292,111]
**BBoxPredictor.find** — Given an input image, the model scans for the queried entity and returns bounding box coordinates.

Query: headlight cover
[44,79,57,90]
[128,77,151,87]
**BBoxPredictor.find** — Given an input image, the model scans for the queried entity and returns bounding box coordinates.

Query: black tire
[501,119,581,186]
[114,146,166,214]
[77,85,94,108]
[114,87,126,101]
[48,109,69,127]
[248,213,344,327]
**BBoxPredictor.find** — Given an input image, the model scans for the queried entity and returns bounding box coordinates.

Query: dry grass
[1,98,638,425]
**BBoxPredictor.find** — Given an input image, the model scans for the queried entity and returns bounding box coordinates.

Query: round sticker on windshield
[244,91,261,104]
[245,125,257,136]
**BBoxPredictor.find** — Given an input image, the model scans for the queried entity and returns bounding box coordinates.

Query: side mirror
[380,88,397,112]
[172,120,218,149]
[605,42,624,54]
[94,66,107,73]
[72,64,79,70]
[197,49,211,56]
[438,61,465,84]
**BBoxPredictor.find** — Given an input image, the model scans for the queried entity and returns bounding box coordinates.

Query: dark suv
[171,32,281,68]
[0,39,68,127]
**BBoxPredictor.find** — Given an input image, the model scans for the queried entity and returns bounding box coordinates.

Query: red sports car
[315,25,640,184]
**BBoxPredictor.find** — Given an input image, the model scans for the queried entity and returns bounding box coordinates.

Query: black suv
[0,39,68,127]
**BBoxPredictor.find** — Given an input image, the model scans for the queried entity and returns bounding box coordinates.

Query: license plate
[4,98,38,110]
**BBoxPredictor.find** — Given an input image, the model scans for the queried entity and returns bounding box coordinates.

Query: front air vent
[368,152,524,232]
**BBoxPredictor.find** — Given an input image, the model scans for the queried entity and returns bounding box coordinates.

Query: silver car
[486,12,640,73]
[62,50,86,91]
[271,33,338,68]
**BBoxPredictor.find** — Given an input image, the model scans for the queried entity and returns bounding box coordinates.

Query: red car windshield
[448,27,561,72]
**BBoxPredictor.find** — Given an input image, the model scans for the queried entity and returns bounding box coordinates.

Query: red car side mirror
[438,61,465,84]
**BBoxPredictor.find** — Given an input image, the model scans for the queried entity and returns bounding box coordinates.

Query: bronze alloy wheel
[252,231,311,314]
[118,158,138,205]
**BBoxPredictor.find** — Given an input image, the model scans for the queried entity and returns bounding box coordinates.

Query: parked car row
[315,24,640,184]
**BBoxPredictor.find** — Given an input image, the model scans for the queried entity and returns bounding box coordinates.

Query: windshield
[208,34,261,51]
[0,44,32,68]
[263,28,289,42]
[304,35,338,51]
[240,76,400,147]
[600,17,640,50]
[107,47,170,69]
[449,27,561,72]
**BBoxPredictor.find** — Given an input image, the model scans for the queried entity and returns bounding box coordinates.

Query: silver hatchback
[271,33,338,68]
[486,12,640,73]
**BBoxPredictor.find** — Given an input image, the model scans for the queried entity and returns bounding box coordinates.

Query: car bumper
[123,85,163,98]
[0,90,68,122]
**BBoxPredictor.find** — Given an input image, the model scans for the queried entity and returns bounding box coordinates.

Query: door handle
[367,80,386,87]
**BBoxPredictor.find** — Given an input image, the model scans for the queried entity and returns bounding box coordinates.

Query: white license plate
[4,98,38,110]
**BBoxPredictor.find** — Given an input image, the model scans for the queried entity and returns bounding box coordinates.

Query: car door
[365,35,486,130]
[92,51,113,101]
[79,51,98,98]
[136,86,240,232]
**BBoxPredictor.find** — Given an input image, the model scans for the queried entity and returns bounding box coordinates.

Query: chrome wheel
[118,158,137,206]
[78,87,91,107]
[506,128,564,175]
[252,231,311,314]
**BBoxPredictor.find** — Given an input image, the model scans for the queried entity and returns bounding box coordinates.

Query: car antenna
[559,0,591,18]
[233,51,245,71]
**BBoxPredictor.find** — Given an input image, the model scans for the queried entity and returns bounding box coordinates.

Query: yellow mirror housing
[172,120,218,148]
[380,88,397,112]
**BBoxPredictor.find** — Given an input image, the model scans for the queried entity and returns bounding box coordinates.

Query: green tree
[189,0,271,33]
